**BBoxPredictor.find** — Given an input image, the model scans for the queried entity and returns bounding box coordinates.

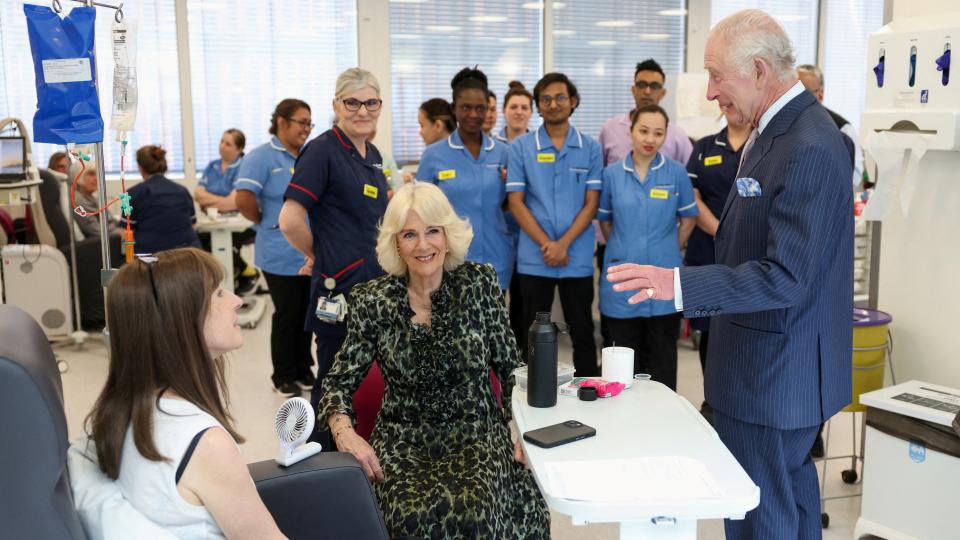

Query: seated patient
[72,164,117,239]
[84,248,285,539]
[320,182,550,539]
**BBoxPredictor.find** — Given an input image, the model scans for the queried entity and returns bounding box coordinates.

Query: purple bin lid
[853,308,893,327]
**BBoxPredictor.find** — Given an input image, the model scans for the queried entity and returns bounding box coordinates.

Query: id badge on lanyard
[316,258,364,324]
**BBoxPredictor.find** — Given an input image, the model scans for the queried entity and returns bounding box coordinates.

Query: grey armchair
[0,305,389,540]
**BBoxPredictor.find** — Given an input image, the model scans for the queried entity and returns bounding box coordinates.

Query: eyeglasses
[136,254,160,306]
[539,94,569,106]
[634,81,664,91]
[338,98,383,112]
[286,117,315,130]
[457,103,489,115]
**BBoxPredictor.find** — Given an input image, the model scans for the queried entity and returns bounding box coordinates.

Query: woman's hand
[513,438,528,468]
[298,256,313,276]
[335,429,385,483]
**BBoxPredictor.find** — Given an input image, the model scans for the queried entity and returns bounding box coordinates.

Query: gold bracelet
[329,413,351,431]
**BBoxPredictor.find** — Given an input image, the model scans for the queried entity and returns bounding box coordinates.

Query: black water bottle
[527,311,558,408]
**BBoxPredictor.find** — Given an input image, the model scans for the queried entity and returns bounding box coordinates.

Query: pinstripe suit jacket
[679,91,853,430]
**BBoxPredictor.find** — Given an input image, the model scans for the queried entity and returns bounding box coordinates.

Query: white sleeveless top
[117,397,227,539]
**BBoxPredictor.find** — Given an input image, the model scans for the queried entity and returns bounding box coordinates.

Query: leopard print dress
[319,262,550,539]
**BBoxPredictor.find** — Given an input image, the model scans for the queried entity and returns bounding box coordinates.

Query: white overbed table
[513,381,760,539]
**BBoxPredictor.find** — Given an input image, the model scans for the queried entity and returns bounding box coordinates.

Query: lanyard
[321,258,365,281]
[321,258,365,291]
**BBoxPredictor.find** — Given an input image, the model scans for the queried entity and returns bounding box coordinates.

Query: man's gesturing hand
[606,263,675,304]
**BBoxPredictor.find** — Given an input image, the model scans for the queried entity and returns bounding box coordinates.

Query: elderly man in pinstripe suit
[607,9,852,540]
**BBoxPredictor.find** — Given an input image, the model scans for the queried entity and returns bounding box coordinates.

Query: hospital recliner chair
[0,304,390,540]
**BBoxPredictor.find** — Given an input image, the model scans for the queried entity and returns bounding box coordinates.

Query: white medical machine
[856,380,960,540]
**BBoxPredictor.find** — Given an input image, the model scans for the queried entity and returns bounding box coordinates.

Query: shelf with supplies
[853,217,873,307]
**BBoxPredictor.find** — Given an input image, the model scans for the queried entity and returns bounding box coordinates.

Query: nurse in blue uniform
[495,80,534,346]
[598,104,698,391]
[506,72,603,376]
[417,67,512,290]
[195,129,244,212]
[235,99,315,398]
[195,128,256,287]
[279,68,390,447]
[494,80,533,144]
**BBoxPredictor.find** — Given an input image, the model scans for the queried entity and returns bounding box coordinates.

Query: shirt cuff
[673,267,683,312]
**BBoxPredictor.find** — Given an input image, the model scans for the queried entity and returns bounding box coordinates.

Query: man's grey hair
[335,67,380,100]
[710,9,797,82]
[796,64,824,88]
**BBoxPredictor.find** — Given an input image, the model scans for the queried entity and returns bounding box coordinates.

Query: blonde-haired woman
[319,182,549,539]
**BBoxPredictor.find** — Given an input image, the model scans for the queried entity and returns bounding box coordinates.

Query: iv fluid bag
[110,19,138,137]
[23,5,104,144]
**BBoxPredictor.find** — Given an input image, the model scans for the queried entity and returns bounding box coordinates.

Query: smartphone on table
[523,420,596,449]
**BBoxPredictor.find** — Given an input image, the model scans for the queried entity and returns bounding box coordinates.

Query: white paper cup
[601,346,634,388]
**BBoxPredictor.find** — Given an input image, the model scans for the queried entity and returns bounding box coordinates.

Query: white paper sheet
[544,457,724,502]
[861,130,934,220]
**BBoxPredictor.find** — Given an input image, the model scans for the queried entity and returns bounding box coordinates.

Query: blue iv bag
[23,5,104,144]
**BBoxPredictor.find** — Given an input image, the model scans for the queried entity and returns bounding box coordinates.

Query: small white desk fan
[274,397,322,466]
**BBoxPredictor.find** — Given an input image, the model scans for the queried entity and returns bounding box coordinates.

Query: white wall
[891,0,956,21]
[357,0,393,159]
[875,0,960,387]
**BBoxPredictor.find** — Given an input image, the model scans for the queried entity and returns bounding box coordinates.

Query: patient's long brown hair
[87,248,243,479]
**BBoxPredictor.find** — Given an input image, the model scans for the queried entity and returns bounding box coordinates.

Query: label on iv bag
[110,20,139,135]
[41,58,93,84]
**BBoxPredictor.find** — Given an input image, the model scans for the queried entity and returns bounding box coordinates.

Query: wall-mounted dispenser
[860,14,960,220]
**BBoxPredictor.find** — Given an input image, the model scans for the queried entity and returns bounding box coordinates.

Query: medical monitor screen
[0,137,26,182]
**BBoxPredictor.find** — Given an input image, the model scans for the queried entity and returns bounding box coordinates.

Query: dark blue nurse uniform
[284,125,390,425]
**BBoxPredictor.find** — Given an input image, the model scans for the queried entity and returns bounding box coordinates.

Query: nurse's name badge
[316,293,347,324]
[650,188,669,200]
[537,153,556,163]
[438,169,457,180]
[323,277,336,290]
[363,184,379,198]
[704,155,723,166]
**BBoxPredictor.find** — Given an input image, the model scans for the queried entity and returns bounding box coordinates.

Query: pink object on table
[579,379,625,398]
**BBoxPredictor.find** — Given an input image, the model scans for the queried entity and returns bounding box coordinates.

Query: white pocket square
[736,177,762,197]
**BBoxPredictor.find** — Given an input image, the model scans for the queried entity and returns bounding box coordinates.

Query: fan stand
[276,440,322,467]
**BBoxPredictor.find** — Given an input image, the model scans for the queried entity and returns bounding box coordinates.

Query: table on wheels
[513,381,760,539]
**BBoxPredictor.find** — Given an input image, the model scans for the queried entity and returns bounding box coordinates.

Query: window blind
[1,1,183,173]
[552,0,686,139]
[389,0,543,162]
[188,0,358,173]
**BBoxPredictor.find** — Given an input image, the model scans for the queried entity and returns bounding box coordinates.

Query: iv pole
[52,0,125,290]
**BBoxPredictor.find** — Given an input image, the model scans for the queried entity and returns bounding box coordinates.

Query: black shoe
[273,381,301,398]
[297,371,316,390]
[235,268,260,295]
[811,434,825,458]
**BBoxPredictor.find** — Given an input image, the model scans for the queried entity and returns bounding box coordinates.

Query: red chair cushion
[350,362,504,442]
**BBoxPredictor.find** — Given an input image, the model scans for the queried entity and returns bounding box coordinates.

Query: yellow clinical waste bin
[846,308,893,412]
